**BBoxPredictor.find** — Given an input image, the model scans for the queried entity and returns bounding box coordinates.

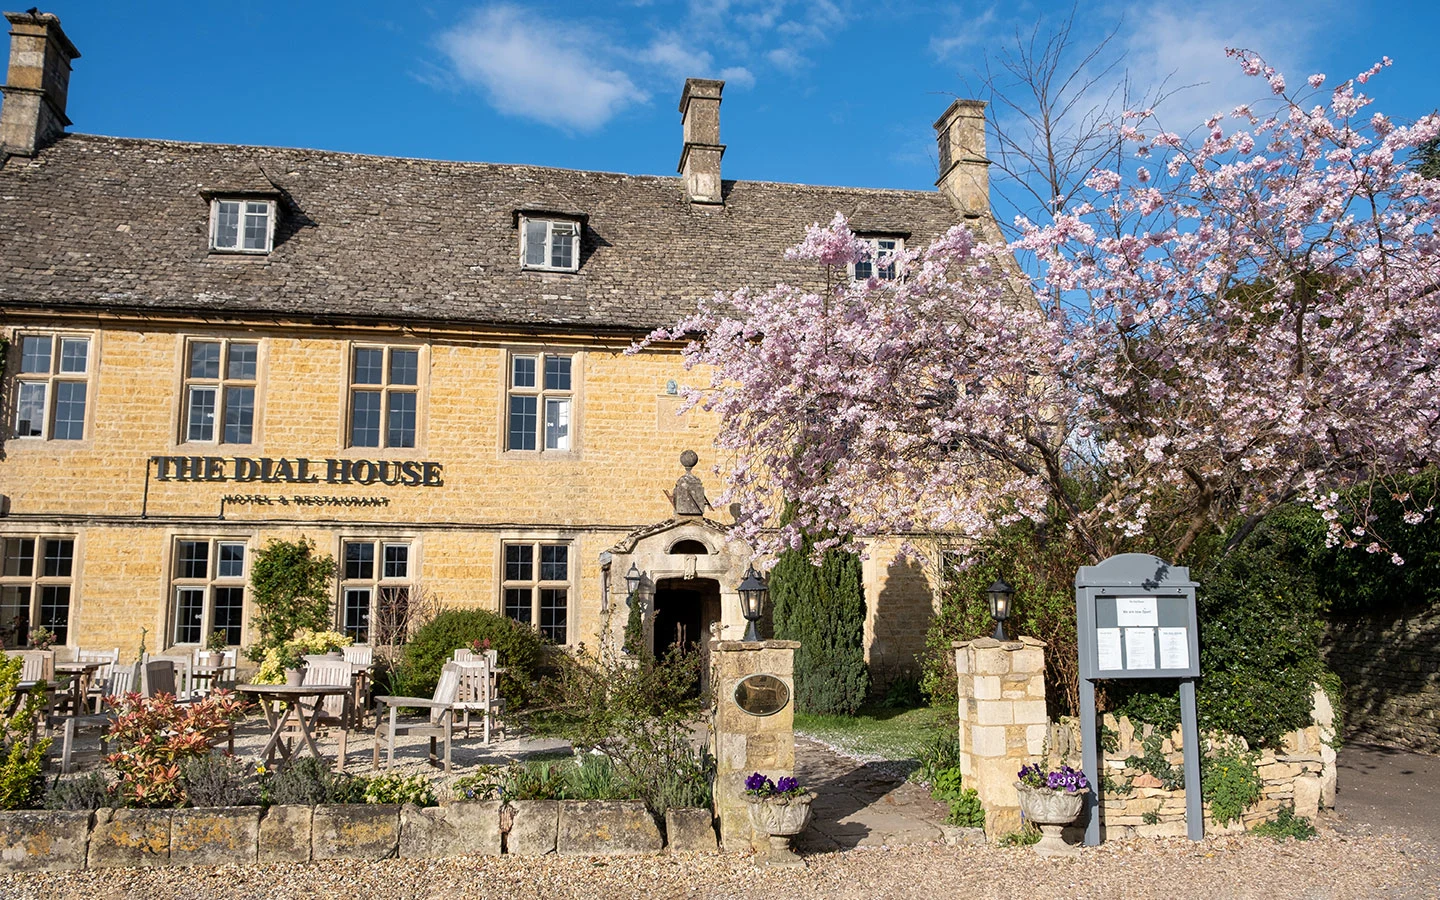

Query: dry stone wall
[1325,606,1440,754]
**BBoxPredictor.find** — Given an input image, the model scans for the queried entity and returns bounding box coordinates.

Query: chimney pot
[678,77,725,205]
[934,99,990,215]
[2,9,80,157]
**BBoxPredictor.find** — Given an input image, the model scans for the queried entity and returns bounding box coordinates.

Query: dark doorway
[652,577,721,656]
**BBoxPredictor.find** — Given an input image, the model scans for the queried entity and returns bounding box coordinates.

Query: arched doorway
[652,577,722,656]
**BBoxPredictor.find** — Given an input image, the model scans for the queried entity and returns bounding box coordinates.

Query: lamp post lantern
[624,563,643,607]
[987,578,1015,641]
[738,565,769,642]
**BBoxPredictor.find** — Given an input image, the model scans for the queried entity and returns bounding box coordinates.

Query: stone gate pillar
[954,636,1048,838]
[711,639,799,851]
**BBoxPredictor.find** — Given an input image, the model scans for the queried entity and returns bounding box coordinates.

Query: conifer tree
[770,531,869,715]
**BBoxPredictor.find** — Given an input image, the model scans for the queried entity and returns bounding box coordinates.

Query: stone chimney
[677,78,725,205]
[934,99,989,216]
[1,10,79,157]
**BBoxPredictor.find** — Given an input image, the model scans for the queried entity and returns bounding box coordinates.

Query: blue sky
[27,1,1440,197]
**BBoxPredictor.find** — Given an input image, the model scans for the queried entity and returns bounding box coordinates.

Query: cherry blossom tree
[641,52,1440,566]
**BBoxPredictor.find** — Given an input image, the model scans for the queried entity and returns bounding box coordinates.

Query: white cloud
[438,5,647,132]
[766,47,806,71]
[720,66,757,89]
[640,34,714,78]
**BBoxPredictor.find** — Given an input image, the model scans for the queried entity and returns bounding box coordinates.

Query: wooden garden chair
[295,659,352,770]
[372,662,462,773]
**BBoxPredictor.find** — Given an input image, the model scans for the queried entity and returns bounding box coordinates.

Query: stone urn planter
[1015,783,1087,857]
[745,791,815,865]
[284,666,305,686]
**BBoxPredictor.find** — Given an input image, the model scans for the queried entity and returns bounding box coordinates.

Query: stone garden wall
[1047,689,1337,840]
[1325,605,1440,754]
[0,801,719,873]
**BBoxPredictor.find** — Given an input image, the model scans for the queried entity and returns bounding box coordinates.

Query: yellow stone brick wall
[1,319,943,673]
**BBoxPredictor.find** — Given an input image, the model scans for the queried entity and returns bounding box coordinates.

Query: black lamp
[738,564,769,642]
[987,578,1014,641]
[624,563,643,606]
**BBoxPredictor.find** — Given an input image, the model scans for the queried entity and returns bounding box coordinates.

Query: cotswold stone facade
[0,12,995,680]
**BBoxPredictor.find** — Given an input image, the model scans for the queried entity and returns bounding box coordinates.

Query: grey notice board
[1076,554,1199,680]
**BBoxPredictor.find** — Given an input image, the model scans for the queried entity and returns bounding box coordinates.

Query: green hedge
[397,609,546,706]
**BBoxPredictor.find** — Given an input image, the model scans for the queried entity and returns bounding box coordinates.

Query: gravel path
[1,831,1434,900]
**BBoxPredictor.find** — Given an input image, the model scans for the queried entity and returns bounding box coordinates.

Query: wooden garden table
[237,682,351,766]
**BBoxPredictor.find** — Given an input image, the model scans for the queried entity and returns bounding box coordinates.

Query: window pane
[344,542,374,580]
[508,395,537,450]
[214,201,240,249]
[375,586,409,645]
[242,203,270,251]
[524,220,548,266]
[544,356,571,391]
[504,588,532,624]
[19,336,51,374]
[540,545,568,581]
[0,585,29,649]
[16,383,46,436]
[52,382,87,440]
[550,225,574,269]
[387,391,416,448]
[59,338,89,374]
[3,539,34,577]
[42,539,73,578]
[504,545,532,581]
[189,341,221,379]
[854,257,873,280]
[353,348,384,385]
[351,390,382,447]
[223,386,254,444]
[389,349,418,386]
[177,540,208,579]
[217,542,245,579]
[343,588,371,643]
[175,587,205,644]
[39,586,69,644]
[383,544,409,579]
[539,588,567,643]
[212,587,244,645]
[876,239,897,280]
[187,386,217,442]
[227,343,258,380]
[544,398,570,451]
[512,356,536,388]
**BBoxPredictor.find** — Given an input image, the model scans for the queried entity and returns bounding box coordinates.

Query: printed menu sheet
[1159,627,1190,669]
[1124,627,1156,670]
[1096,628,1123,670]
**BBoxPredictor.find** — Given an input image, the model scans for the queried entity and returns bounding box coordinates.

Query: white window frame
[505,351,574,453]
[11,331,92,441]
[169,537,249,648]
[851,236,904,282]
[209,198,276,254]
[347,345,422,449]
[519,217,581,272]
[501,539,573,645]
[339,538,414,645]
[181,338,260,445]
[0,535,77,649]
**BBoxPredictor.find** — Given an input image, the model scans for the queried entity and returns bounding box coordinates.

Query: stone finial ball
[680,450,699,469]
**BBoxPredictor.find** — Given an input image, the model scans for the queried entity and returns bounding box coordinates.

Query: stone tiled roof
[0,134,981,333]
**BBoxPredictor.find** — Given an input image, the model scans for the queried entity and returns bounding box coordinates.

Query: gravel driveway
[2,830,1434,900]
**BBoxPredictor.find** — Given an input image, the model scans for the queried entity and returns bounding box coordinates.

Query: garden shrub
[913,731,962,786]
[179,754,258,807]
[363,772,436,807]
[1250,805,1317,841]
[0,650,48,810]
[399,609,546,706]
[248,538,336,663]
[262,757,366,805]
[105,691,247,808]
[44,771,110,810]
[538,645,713,815]
[1201,743,1262,826]
[929,766,984,828]
[769,529,869,715]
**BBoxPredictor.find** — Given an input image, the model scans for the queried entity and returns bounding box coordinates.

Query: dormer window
[521,218,580,272]
[853,236,903,281]
[210,199,275,254]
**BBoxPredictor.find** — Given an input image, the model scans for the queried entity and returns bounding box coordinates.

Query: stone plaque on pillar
[710,639,799,851]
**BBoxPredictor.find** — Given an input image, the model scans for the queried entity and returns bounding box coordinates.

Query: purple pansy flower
[776,776,799,794]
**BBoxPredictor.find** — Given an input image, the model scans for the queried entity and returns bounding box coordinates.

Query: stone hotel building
[0,11,997,683]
